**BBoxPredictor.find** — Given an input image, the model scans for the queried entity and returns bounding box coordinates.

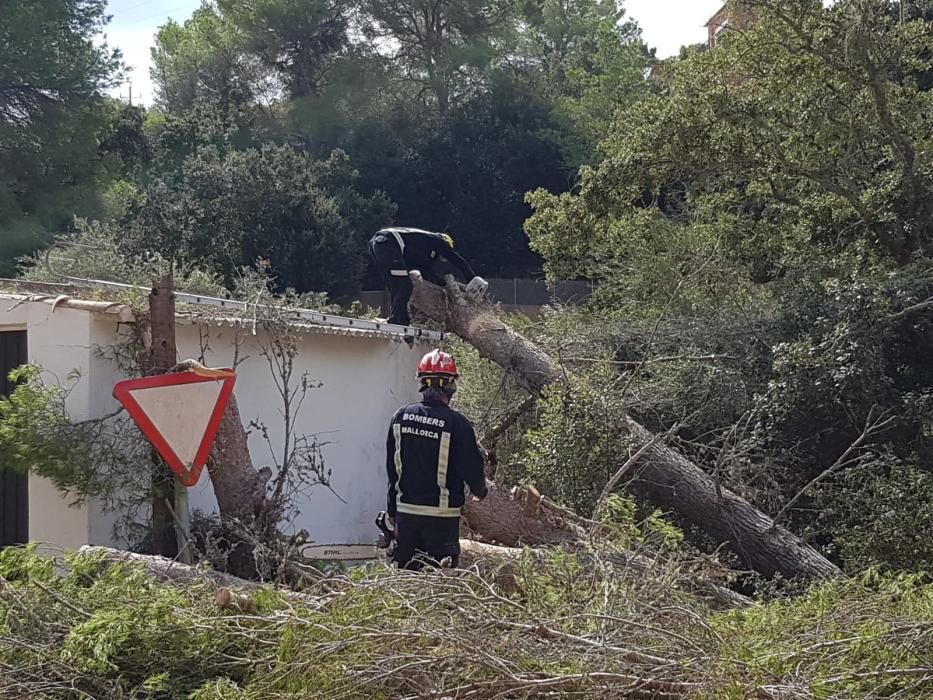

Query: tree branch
[773,407,897,524]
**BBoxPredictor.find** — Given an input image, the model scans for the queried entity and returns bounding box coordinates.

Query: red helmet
[417,349,459,379]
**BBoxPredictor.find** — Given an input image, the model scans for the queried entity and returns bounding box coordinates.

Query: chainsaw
[295,512,396,562]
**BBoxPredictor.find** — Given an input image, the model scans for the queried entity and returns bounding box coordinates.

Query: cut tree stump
[411,274,842,582]
[205,391,271,524]
[461,481,586,547]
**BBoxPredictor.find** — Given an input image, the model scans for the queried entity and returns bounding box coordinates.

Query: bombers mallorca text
[401,426,441,439]
[403,414,447,428]
[400,414,447,441]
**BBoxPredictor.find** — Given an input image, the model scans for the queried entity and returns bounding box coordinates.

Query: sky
[103,0,727,107]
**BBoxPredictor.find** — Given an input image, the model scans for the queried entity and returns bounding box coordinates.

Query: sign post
[173,478,192,563]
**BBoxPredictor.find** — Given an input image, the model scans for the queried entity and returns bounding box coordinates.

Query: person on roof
[368,227,488,326]
[384,349,488,570]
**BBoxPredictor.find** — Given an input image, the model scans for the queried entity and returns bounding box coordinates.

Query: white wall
[19,303,95,550]
[1,296,432,551]
[176,323,429,545]
[87,316,140,546]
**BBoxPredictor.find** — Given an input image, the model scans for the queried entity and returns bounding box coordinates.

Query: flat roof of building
[0,277,444,343]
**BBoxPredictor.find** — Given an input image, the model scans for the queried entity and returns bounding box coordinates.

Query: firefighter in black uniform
[368,227,488,326]
[385,349,488,569]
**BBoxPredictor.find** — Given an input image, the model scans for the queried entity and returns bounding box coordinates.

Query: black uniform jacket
[386,398,488,518]
[376,227,476,283]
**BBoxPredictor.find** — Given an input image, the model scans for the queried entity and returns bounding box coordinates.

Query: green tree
[127,145,393,299]
[139,0,648,281]
[518,0,651,164]
[527,0,933,283]
[0,0,123,273]
[524,0,933,568]
[151,5,261,112]
[145,100,261,177]
[356,0,520,114]
[218,0,349,99]
[349,76,572,277]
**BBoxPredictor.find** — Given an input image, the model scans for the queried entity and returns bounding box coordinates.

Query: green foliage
[0,0,121,120]
[0,545,703,697]
[519,0,651,164]
[447,336,526,430]
[217,0,348,99]
[152,5,260,111]
[0,365,150,508]
[710,572,933,697]
[18,218,226,296]
[357,0,520,114]
[0,365,92,480]
[596,494,684,552]
[129,0,651,285]
[5,0,655,287]
[523,365,629,515]
[820,460,933,572]
[346,76,573,276]
[522,0,933,571]
[527,0,933,285]
[0,547,272,696]
[4,547,933,697]
[128,145,393,299]
[0,0,124,273]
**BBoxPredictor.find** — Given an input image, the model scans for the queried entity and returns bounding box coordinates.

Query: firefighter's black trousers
[393,513,460,570]
[368,234,412,326]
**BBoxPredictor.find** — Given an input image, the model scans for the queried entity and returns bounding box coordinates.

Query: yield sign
[113,369,236,486]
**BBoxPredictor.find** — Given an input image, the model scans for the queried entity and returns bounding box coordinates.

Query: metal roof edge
[60,277,445,342]
[174,313,436,344]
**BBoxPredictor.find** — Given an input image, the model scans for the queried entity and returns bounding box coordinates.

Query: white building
[0,280,439,552]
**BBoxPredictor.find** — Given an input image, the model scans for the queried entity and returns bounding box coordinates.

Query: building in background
[0,281,437,552]
[706,3,757,48]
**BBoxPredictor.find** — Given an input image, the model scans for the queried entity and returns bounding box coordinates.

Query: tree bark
[167,359,271,527]
[145,274,178,558]
[80,543,746,612]
[411,275,842,582]
[205,393,270,524]
[166,360,271,579]
[461,481,586,547]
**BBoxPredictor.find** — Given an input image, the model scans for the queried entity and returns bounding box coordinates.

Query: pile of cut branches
[2,545,932,699]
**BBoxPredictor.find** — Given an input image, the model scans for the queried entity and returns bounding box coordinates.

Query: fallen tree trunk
[461,481,586,546]
[79,545,263,589]
[77,545,327,607]
[207,392,270,523]
[166,361,270,525]
[411,275,842,582]
[79,543,747,613]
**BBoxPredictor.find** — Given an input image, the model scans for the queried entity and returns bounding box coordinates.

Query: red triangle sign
[113,370,237,486]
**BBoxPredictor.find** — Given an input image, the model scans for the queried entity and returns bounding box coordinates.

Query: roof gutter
[62,277,445,341]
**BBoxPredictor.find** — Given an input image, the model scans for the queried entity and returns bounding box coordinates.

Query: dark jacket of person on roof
[368,227,480,326]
